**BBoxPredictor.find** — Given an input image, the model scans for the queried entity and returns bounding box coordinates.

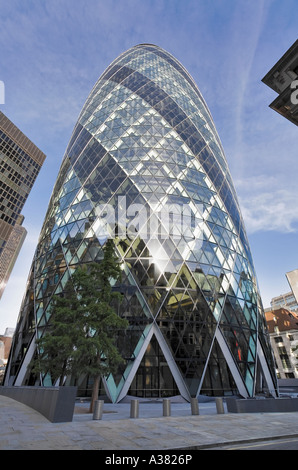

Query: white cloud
[237,176,298,234]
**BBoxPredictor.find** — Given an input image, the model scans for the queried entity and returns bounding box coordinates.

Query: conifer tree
[31,239,128,412]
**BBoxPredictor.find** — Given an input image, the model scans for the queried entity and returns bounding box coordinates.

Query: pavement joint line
[177,433,298,450]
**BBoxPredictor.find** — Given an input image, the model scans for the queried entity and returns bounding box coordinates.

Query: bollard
[130,399,139,418]
[190,397,199,415]
[93,400,104,420]
[215,397,225,414]
[163,398,171,417]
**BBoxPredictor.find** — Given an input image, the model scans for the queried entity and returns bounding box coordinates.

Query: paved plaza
[1,395,298,451]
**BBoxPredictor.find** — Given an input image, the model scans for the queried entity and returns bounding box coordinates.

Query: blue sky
[0,0,297,333]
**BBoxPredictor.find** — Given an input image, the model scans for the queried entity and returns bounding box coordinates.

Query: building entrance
[128,336,179,398]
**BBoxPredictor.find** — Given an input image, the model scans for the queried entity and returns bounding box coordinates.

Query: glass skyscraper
[5,44,277,401]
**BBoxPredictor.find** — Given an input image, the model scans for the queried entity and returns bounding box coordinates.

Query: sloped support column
[214,328,249,398]
[257,337,278,398]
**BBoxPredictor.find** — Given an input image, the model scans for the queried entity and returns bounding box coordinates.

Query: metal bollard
[163,398,171,417]
[93,400,104,420]
[130,399,139,418]
[190,397,199,415]
[215,397,225,414]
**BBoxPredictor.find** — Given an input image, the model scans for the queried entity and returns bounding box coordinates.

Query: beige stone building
[265,308,298,379]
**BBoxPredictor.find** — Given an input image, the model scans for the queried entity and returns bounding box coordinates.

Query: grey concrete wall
[0,386,77,422]
[226,397,298,413]
[278,378,298,394]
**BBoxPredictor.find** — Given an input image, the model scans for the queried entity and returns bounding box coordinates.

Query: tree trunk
[89,375,100,413]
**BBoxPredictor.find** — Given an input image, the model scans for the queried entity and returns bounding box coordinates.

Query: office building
[265,308,298,379]
[286,269,298,304]
[270,291,298,314]
[0,327,14,384]
[0,112,46,298]
[269,269,298,315]
[5,45,277,401]
[262,39,298,126]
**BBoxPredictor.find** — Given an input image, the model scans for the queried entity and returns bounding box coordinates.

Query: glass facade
[5,44,277,401]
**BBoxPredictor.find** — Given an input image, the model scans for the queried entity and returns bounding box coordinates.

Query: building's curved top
[71,43,253,268]
[136,43,159,47]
